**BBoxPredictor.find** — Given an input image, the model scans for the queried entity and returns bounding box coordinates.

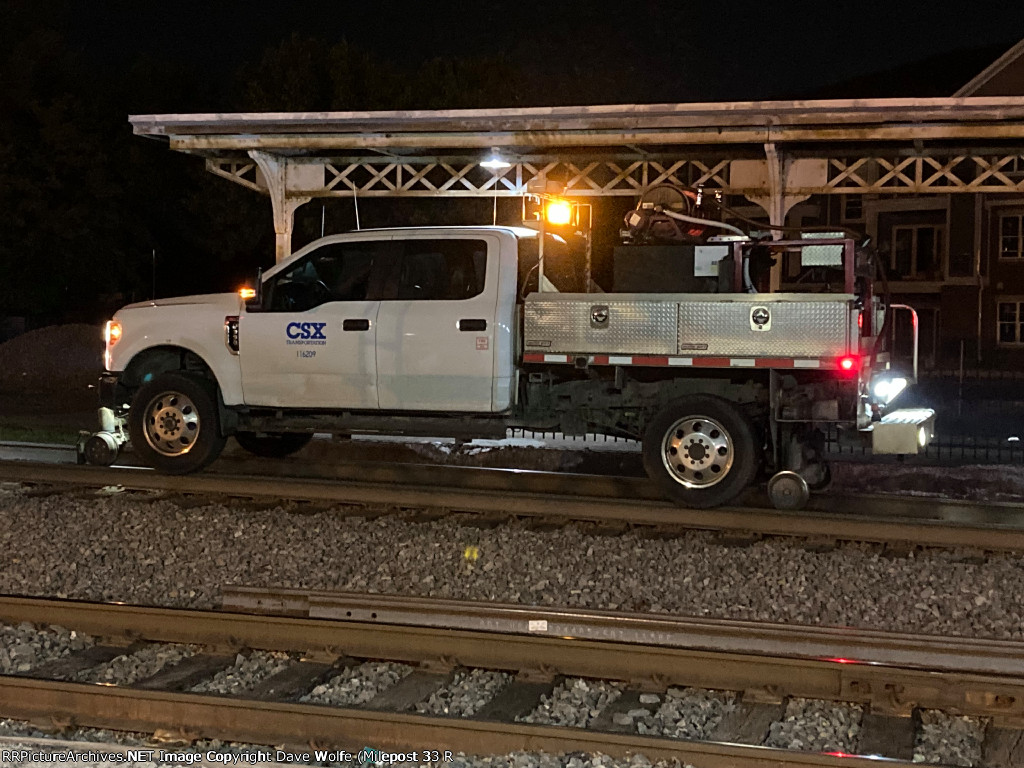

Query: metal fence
[824,425,1024,465]
[505,428,640,446]
[505,427,1024,465]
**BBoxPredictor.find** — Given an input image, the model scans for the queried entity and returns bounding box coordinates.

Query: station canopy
[130,97,1024,259]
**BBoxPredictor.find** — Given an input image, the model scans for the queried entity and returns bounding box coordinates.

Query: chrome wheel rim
[661,415,734,488]
[143,390,199,456]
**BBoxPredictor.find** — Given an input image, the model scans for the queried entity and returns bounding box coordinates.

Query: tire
[642,395,759,509]
[128,372,226,475]
[235,431,313,459]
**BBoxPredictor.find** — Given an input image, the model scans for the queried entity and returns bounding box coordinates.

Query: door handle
[343,319,370,331]
[458,319,487,332]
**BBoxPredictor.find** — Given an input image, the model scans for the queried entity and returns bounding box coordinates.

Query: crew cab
[95,225,931,510]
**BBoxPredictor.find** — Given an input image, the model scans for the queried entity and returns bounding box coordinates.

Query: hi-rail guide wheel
[768,470,810,510]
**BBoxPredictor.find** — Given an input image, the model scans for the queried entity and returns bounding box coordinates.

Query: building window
[1002,156,1024,177]
[842,195,863,222]
[1000,214,1024,259]
[997,299,1024,345]
[890,224,943,280]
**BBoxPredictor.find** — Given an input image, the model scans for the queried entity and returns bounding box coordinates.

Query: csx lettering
[286,322,327,340]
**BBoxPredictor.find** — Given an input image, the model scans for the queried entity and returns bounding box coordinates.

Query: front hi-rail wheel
[129,372,226,475]
[643,395,758,509]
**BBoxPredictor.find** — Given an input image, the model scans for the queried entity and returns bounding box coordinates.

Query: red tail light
[837,355,860,373]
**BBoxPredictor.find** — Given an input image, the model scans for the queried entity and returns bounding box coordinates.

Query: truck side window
[266,241,386,312]
[394,239,487,301]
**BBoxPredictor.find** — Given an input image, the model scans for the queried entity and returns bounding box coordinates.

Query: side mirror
[245,266,265,312]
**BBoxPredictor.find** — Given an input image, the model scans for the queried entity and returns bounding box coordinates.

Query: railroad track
[1,594,1023,766]
[3,455,1024,553]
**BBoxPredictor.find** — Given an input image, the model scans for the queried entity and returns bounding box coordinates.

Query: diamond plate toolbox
[524,297,678,355]
[678,299,852,357]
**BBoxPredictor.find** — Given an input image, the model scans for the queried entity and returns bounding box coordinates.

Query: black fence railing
[824,425,1024,465]
[505,427,1024,466]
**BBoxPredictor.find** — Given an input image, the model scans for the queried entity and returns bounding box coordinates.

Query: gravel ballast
[914,710,985,766]
[74,644,195,685]
[189,651,292,695]
[0,622,91,674]
[764,697,862,753]
[301,662,413,707]
[0,725,695,767]
[519,678,624,728]
[416,669,514,717]
[1,487,1024,640]
[638,688,735,740]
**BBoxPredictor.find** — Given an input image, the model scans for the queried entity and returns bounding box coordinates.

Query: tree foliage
[0,16,528,321]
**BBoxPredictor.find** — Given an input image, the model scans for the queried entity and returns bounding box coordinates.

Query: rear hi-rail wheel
[128,372,226,475]
[643,395,759,509]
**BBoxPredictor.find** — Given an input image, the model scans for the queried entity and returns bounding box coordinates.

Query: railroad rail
[0,595,1023,766]
[3,458,1024,553]
[221,586,1024,677]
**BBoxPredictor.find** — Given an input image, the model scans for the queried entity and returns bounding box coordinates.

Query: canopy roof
[130,97,1024,159]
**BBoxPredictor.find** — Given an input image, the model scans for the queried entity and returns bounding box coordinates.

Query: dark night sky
[3,0,1024,314]
[34,0,1024,105]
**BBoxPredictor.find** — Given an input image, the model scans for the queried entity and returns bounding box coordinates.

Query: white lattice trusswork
[205,160,262,193]
[316,159,733,197]
[206,154,1024,197]
[825,155,1024,193]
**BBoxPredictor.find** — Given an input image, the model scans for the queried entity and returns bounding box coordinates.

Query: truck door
[376,235,499,412]
[238,238,392,409]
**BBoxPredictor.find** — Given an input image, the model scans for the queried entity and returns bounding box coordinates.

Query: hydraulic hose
[655,207,747,237]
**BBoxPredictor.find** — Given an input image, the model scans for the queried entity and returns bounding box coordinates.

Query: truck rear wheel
[235,432,313,458]
[642,395,758,509]
[128,372,226,475]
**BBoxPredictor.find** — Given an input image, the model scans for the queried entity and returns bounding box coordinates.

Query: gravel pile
[519,678,623,729]
[633,688,734,739]
[189,651,292,695]
[416,669,513,717]
[75,644,195,686]
[0,622,92,674]
[764,698,862,752]
[2,488,1024,642]
[301,662,412,707]
[914,710,985,766]
[0,324,101,394]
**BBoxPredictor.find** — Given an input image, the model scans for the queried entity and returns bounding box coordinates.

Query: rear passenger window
[394,239,487,300]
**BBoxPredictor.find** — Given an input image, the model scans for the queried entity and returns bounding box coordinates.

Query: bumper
[869,408,936,455]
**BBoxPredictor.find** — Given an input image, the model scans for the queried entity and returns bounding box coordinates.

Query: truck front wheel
[128,372,226,474]
[234,432,313,458]
[642,395,758,509]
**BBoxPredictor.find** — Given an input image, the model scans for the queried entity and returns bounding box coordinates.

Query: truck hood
[121,292,241,311]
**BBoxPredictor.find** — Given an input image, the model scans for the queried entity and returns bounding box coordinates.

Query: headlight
[104,320,122,371]
[872,376,907,403]
[104,320,122,346]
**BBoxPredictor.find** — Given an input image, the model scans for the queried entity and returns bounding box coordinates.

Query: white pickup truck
[94,225,931,509]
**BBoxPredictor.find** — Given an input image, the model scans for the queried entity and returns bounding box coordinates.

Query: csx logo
[286,322,327,340]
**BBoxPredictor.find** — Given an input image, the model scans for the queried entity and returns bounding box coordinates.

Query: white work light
[872,376,907,403]
[481,149,512,170]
